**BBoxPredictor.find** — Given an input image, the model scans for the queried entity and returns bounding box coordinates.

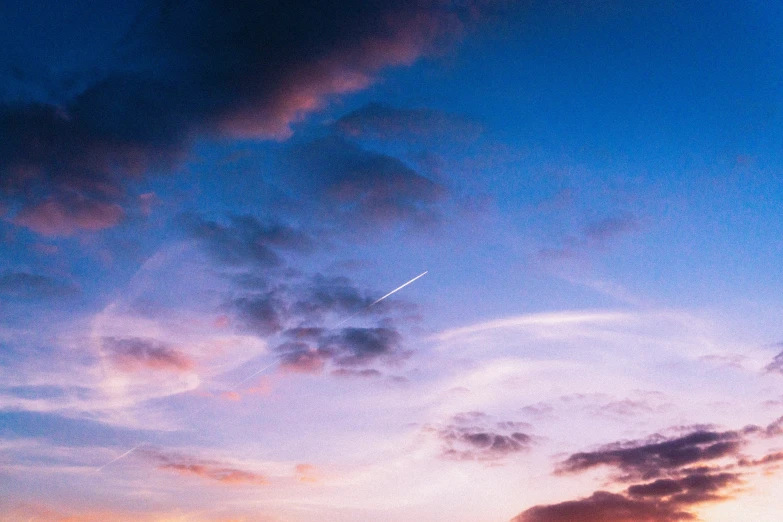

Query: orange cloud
[221,391,242,402]
[295,463,319,483]
[143,449,268,486]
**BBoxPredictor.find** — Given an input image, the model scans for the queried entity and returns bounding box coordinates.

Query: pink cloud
[14,197,124,236]
[144,450,268,486]
[104,337,195,373]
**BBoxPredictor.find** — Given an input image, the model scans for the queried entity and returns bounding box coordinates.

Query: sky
[1,1,783,521]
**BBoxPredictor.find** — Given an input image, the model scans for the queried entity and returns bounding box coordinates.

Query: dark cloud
[764,347,783,375]
[281,136,446,228]
[183,213,313,268]
[512,490,695,522]
[335,102,483,142]
[103,337,194,373]
[183,210,421,380]
[515,469,744,522]
[229,273,408,339]
[513,418,783,522]
[141,448,267,485]
[1,0,487,235]
[276,326,406,373]
[556,429,743,480]
[324,327,404,366]
[627,472,740,504]
[434,412,533,462]
[232,292,287,337]
[291,274,387,322]
[221,268,416,378]
[0,271,80,299]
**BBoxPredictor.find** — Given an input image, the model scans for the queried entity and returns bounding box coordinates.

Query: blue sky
[2,1,783,521]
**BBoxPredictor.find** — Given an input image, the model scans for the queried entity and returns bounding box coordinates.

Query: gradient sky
[2,1,783,521]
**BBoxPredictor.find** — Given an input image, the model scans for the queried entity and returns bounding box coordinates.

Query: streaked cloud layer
[2,1,783,521]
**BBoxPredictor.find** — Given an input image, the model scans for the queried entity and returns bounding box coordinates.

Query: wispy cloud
[538,212,640,261]
[141,448,268,486]
[0,272,80,299]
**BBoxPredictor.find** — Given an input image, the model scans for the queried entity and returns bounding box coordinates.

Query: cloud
[281,136,446,228]
[12,196,124,236]
[331,368,384,378]
[183,213,313,268]
[323,327,405,366]
[276,326,406,373]
[1,0,486,234]
[335,102,483,142]
[764,347,783,375]
[177,212,422,382]
[583,214,640,243]
[538,212,639,261]
[555,429,744,481]
[291,274,395,322]
[0,271,80,299]
[232,292,287,338]
[226,270,410,340]
[221,269,417,377]
[626,472,741,504]
[103,337,195,373]
[512,490,696,522]
[434,412,533,462]
[295,463,319,483]
[141,449,268,486]
[512,418,783,522]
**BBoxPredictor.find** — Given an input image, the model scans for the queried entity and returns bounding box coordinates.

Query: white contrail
[334,271,428,327]
[95,442,146,472]
[370,271,428,306]
[231,357,282,388]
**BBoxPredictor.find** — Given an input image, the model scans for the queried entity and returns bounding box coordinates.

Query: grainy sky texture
[2,1,783,521]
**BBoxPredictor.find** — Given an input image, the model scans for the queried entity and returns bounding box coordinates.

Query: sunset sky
[2,1,783,521]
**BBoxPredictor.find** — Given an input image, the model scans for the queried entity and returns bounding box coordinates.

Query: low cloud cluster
[186,214,418,379]
[275,326,407,374]
[435,411,533,462]
[512,416,783,522]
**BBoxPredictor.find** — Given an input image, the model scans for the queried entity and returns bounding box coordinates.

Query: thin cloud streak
[433,310,630,341]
